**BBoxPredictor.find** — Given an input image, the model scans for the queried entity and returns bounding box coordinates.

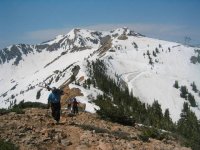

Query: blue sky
[0,0,200,49]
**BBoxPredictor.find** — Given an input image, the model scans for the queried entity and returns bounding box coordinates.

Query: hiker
[72,97,79,115]
[67,98,74,113]
[48,87,64,124]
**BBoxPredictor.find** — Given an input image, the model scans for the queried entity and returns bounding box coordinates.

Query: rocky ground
[0,87,191,150]
[0,108,191,150]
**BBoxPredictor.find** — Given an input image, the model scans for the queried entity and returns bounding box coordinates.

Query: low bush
[139,127,170,142]
[0,109,10,115]
[12,101,48,109]
[11,107,25,114]
[0,101,48,115]
[0,139,19,150]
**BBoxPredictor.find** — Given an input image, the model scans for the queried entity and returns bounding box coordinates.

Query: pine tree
[174,80,179,89]
[148,100,163,128]
[55,75,60,82]
[149,57,153,65]
[70,74,76,82]
[191,82,198,93]
[147,50,150,56]
[180,86,188,99]
[163,108,174,131]
[87,78,91,86]
[177,102,200,149]
[36,89,41,99]
[133,42,138,50]
[153,51,157,57]
[90,59,175,131]
[188,93,197,107]
[155,47,159,53]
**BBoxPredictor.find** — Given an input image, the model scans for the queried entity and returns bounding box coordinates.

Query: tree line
[86,59,200,150]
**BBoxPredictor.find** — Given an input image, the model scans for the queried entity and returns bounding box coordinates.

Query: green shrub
[12,101,48,109]
[0,139,19,150]
[0,109,10,115]
[0,101,48,116]
[11,107,25,114]
[94,97,135,126]
[139,132,149,142]
[112,131,132,140]
[139,127,170,142]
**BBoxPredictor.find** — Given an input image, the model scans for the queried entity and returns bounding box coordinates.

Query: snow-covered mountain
[0,27,200,122]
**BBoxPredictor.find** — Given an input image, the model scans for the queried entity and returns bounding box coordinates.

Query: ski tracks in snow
[120,69,149,84]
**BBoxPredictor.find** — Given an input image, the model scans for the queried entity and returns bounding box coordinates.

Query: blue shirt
[48,90,63,103]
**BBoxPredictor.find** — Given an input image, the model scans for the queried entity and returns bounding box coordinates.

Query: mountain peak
[0,27,199,124]
[110,27,142,37]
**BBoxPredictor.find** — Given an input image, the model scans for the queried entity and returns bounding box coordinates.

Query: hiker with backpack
[48,87,64,124]
[67,98,74,113]
[72,97,79,115]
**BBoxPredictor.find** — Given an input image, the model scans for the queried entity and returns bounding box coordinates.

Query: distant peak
[55,34,64,39]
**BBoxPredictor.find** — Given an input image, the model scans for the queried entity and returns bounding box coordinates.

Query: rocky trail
[0,87,190,150]
[0,108,191,150]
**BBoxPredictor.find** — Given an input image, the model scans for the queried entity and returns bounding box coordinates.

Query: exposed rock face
[0,44,34,65]
[0,108,190,150]
[118,34,128,40]
[0,28,141,66]
[0,28,101,65]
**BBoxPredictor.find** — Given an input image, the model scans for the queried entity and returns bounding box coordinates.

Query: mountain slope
[97,35,200,121]
[0,27,200,122]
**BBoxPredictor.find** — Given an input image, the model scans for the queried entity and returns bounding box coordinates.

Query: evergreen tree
[87,78,92,86]
[180,86,188,99]
[183,102,189,111]
[133,42,138,50]
[36,89,41,99]
[149,57,153,65]
[55,75,60,82]
[89,59,176,131]
[153,51,157,57]
[155,47,159,53]
[148,100,163,128]
[177,102,200,149]
[187,93,197,107]
[163,109,174,131]
[174,80,179,89]
[70,74,76,82]
[191,82,198,93]
[147,50,150,56]
[83,80,87,89]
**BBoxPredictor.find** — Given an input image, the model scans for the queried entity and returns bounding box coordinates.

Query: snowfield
[0,28,199,122]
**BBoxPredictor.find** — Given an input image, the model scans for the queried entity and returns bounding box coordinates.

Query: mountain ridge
[0,27,200,123]
[0,107,191,150]
[0,27,142,65]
